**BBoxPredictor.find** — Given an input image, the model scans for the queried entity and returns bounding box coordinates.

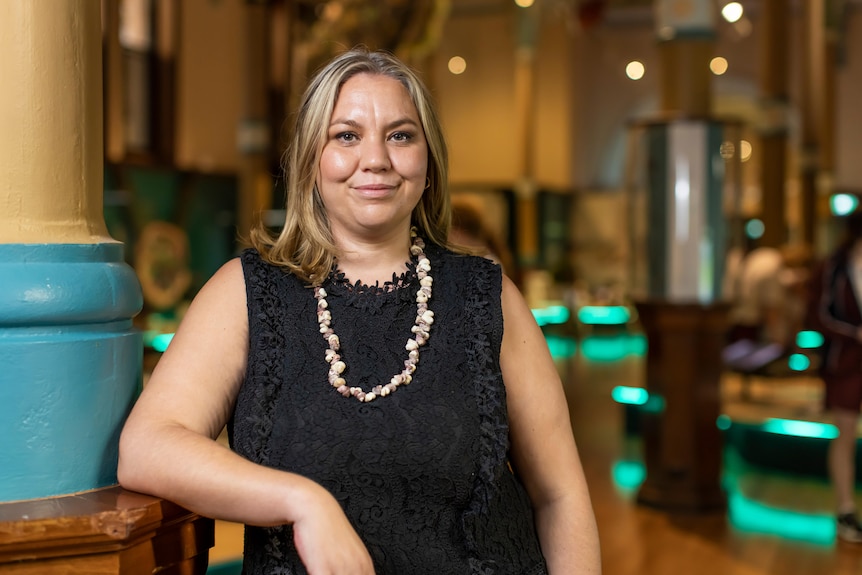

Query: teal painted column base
[0,244,143,502]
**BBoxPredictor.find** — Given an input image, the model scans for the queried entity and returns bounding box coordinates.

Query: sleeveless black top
[231,244,547,575]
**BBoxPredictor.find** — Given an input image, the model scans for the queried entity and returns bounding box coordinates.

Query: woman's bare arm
[117,258,373,573]
[500,275,601,574]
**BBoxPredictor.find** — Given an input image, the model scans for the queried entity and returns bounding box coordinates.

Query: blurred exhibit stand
[625,0,736,511]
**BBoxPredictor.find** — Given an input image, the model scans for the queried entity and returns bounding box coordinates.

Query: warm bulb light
[740,139,752,162]
[625,61,645,81]
[710,57,728,75]
[448,56,467,75]
[514,0,534,7]
[722,2,744,23]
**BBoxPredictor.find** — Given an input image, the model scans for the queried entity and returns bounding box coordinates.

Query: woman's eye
[390,131,413,142]
[336,132,357,143]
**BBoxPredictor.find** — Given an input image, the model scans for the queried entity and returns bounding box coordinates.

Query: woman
[808,211,862,543]
[118,47,600,574]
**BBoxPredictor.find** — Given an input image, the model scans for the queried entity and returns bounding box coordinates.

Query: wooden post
[635,301,728,511]
[513,4,540,271]
[757,0,790,248]
[237,0,273,246]
[630,0,727,511]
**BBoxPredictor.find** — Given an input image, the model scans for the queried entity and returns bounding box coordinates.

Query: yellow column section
[514,4,539,271]
[237,1,272,246]
[0,0,110,244]
[756,0,790,248]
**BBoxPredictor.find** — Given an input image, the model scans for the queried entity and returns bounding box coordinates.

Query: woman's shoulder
[434,244,502,274]
[239,248,300,281]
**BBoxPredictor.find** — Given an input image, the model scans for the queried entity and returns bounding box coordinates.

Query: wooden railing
[0,486,213,574]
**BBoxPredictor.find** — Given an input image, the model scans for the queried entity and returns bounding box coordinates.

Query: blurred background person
[449,197,515,277]
[807,211,862,543]
[723,229,790,348]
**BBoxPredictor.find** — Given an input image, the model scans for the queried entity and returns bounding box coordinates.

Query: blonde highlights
[250,47,451,284]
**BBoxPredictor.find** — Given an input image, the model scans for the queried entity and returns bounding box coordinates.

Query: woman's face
[317,73,428,241]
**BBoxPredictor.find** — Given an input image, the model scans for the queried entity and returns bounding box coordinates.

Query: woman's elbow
[116,423,151,493]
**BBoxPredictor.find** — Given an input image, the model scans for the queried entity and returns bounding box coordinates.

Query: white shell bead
[314,227,431,402]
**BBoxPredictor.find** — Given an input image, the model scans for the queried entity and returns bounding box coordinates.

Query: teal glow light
[611,386,648,405]
[787,353,810,371]
[716,414,732,431]
[152,333,175,353]
[611,460,646,491]
[141,329,159,348]
[580,334,647,362]
[761,418,838,439]
[531,305,570,327]
[728,491,835,544]
[577,305,631,325]
[545,335,577,359]
[745,218,765,239]
[796,330,824,349]
[831,193,859,216]
[642,394,666,414]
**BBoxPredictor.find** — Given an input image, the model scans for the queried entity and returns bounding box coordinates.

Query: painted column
[237,0,272,247]
[798,0,824,248]
[513,2,540,272]
[756,0,790,248]
[0,0,143,501]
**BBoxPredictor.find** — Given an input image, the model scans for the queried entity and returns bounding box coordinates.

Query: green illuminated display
[531,305,570,326]
[580,334,646,361]
[830,193,859,216]
[577,305,631,325]
[611,386,648,405]
[795,330,824,349]
[728,491,835,544]
[787,353,811,371]
[761,418,838,439]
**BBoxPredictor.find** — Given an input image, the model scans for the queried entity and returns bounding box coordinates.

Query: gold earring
[424,177,431,190]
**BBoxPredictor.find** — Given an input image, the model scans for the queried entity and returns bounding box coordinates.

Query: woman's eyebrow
[328,117,419,130]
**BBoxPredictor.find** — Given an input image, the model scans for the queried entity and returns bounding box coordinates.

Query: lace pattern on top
[233,246,547,575]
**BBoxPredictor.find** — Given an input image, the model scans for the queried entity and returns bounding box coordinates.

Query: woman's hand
[292,483,375,575]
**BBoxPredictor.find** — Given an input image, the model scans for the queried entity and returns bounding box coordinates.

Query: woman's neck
[333,232,414,286]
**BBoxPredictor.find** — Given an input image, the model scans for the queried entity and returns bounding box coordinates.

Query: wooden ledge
[0,486,214,574]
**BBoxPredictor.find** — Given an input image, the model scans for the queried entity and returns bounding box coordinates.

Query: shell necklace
[314,228,433,403]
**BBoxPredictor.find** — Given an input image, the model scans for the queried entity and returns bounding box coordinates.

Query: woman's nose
[360,138,391,171]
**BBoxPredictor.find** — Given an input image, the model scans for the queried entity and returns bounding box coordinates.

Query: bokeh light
[448,56,467,75]
[721,2,744,23]
[625,60,645,80]
[710,56,729,75]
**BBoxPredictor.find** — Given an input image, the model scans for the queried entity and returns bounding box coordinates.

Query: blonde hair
[250,47,451,284]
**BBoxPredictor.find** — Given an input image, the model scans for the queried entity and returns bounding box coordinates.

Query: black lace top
[231,244,548,575]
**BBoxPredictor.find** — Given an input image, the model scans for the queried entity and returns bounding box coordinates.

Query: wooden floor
[563,335,862,575]
[209,333,862,574]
